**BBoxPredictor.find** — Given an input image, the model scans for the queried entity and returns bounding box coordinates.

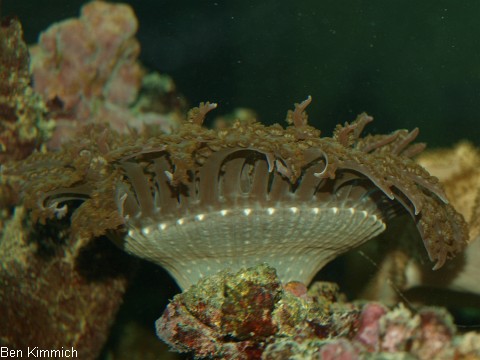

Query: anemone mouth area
[123,204,386,290]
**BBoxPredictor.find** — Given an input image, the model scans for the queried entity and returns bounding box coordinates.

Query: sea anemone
[6,98,468,289]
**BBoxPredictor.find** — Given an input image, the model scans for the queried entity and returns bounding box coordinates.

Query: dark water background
[4,0,480,147]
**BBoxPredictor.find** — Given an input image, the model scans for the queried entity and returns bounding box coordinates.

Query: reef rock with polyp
[5,96,470,357]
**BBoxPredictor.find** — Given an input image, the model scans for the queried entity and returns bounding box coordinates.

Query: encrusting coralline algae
[1,1,479,359]
[156,263,480,359]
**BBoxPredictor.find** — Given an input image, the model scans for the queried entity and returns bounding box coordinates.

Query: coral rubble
[157,264,480,359]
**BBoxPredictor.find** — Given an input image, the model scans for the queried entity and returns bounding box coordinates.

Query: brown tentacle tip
[286,96,312,127]
[333,113,374,147]
[187,101,218,125]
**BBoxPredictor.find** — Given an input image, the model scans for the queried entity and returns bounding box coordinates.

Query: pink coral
[29,1,179,148]
[317,339,359,360]
[354,302,387,351]
[31,1,141,111]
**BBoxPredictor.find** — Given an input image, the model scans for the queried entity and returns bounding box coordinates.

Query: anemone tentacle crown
[10,97,468,289]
